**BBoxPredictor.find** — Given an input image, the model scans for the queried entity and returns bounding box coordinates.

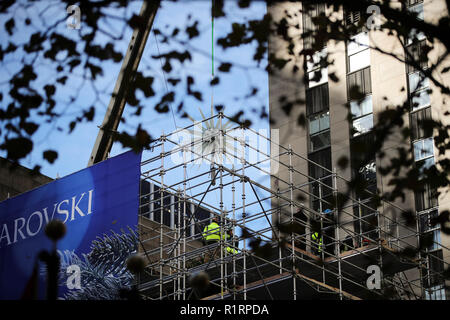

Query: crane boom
[88,0,160,166]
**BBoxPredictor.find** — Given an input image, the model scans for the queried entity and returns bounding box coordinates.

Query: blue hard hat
[323,209,332,214]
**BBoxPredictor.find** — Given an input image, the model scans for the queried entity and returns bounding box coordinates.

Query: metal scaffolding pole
[231,165,237,300]
[333,168,343,300]
[159,135,165,300]
[182,148,188,300]
[288,145,296,300]
[218,112,225,299]
[319,179,325,284]
[416,210,425,299]
[277,187,282,275]
[241,126,247,300]
[150,182,154,221]
[177,189,181,300]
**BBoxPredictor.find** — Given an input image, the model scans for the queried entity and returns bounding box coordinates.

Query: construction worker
[202,217,221,246]
[311,231,323,255]
[202,217,237,261]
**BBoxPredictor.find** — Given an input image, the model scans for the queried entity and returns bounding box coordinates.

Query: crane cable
[154,31,178,130]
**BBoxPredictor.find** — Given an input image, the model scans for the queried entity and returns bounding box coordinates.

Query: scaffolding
[136,112,449,300]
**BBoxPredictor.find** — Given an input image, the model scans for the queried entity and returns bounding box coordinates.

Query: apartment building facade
[268,0,449,299]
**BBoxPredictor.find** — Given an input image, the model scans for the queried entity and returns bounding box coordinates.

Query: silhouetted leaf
[218,63,232,72]
[43,150,58,164]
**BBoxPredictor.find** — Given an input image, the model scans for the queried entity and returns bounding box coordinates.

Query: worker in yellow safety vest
[202,217,238,258]
[311,232,323,255]
[202,217,221,245]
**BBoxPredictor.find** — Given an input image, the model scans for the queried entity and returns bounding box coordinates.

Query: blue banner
[0,151,141,299]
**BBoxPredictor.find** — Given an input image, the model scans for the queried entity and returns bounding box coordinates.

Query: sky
[0,0,272,241]
[0,0,269,179]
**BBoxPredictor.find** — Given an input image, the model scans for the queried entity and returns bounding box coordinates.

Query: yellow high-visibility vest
[226,246,238,254]
[203,222,221,241]
[311,232,323,252]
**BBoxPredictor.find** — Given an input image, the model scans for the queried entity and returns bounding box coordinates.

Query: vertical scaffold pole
[170,194,175,298]
[150,182,154,221]
[319,179,325,284]
[219,113,225,299]
[159,135,165,300]
[240,127,247,300]
[333,167,343,300]
[231,165,237,299]
[358,198,362,247]
[177,189,181,300]
[220,166,225,299]
[416,210,425,299]
[190,203,195,237]
[170,195,175,230]
[277,187,282,275]
[183,148,187,300]
[138,174,142,290]
[288,145,296,300]
[376,205,383,295]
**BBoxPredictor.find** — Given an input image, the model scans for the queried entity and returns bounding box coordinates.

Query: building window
[308,147,332,211]
[408,71,428,93]
[418,209,438,234]
[350,94,373,117]
[306,83,329,116]
[411,89,431,111]
[307,80,330,152]
[308,147,332,181]
[421,229,441,252]
[415,183,438,212]
[347,67,372,100]
[348,50,370,73]
[414,138,435,178]
[309,111,330,134]
[302,2,326,50]
[413,137,434,161]
[309,111,330,152]
[350,132,377,197]
[347,32,370,73]
[413,137,437,211]
[345,10,361,26]
[353,199,378,243]
[408,0,423,6]
[310,129,331,152]
[358,160,377,185]
[425,285,446,300]
[417,157,435,178]
[306,48,328,88]
[422,249,445,290]
[344,8,370,34]
[405,40,428,74]
[347,67,373,137]
[352,114,373,137]
[410,107,432,141]
[350,95,374,137]
[406,2,425,45]
[408,70,430,112]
